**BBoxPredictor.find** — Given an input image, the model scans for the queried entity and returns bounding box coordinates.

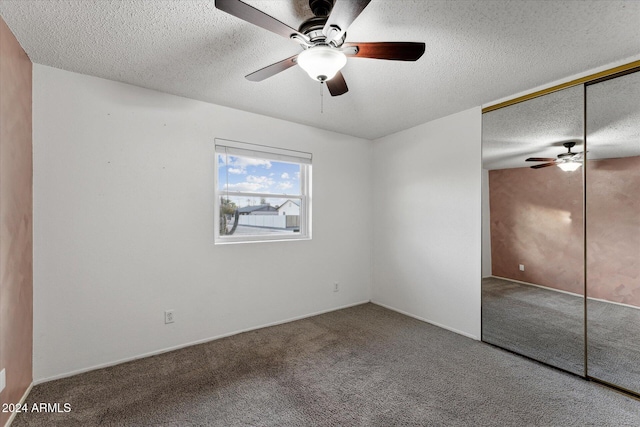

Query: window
[214,139,312,244]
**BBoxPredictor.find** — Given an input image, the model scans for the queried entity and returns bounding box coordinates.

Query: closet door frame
[481,61,640,399]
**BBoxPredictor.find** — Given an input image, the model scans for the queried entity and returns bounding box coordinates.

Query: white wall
[32,65,373,382]
[371,107,482,339]
[482,169,492,278]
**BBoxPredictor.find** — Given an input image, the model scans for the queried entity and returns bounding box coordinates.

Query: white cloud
[218,154,272,174]
[236,157,272,169]
[277,181,293,190]
[247,175,274,186]
[224,182,265,192]
[224,175,275,192]
[281,172,290,179]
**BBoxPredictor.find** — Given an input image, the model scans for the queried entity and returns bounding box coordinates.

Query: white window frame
[214,138,312,244]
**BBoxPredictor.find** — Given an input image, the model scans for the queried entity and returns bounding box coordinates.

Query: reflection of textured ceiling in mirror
[587,70,640,160]
[482,85,584,170]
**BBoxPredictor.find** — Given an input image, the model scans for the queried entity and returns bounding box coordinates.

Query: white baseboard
[371,301,480,341]
[4,382,33,427]
[489,275,640,311]
[34,300,370,385]
[490,275,582,297]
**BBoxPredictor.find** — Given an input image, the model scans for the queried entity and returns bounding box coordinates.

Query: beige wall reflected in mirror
[586,69,640,395]
[482,85,585,376]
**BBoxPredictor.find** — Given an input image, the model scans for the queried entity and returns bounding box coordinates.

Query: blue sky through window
[218,154,301,208]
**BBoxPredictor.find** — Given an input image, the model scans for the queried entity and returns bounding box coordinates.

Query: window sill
[214,235,312,245]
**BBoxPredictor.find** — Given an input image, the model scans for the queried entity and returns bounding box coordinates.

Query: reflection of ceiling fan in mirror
[215,0,426,96]
[526,141,585,171]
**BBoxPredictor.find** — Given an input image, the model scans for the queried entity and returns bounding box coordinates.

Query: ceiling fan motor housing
[300,0,345,46]
[558,141,577,158]
[298,17,327,40]
[298,18,345,46]
[309,0,334,17]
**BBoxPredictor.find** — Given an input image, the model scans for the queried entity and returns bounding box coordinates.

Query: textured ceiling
[586,70,640,161]
[0,0,639,139]
[483,85,585,170]
[483,70,640,170]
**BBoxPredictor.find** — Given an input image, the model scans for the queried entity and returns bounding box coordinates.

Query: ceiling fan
[215,0,426,96]
[526,141,585,172]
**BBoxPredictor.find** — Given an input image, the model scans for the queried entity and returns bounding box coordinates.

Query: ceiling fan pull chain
[320,81,324,114]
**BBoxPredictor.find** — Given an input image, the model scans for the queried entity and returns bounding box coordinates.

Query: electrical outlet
[164,310,175,324]
[519,264,525,271]
[0,368,5,393]
[334,282,339,292]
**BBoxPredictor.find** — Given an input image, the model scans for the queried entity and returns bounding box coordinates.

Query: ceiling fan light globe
[557,161,581,172]
[298,46,347,82]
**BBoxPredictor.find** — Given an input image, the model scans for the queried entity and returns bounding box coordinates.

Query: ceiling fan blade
[526,157,556,162]
[323,0,372,43]
[215,0,306,41]
[343,42,426,61]
[245,54,299,82]
[326,71,349,96]
[531,162,556,169]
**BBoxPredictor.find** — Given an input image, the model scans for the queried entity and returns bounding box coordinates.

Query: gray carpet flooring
[483,277,640,394]
[13,303,640,426]
[586,297,640,393]
[482,277,585,376]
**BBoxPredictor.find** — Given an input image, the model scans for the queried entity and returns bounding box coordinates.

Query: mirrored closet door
[585,69,640,395]
[482,65,640,397]
[482,85,585,376]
